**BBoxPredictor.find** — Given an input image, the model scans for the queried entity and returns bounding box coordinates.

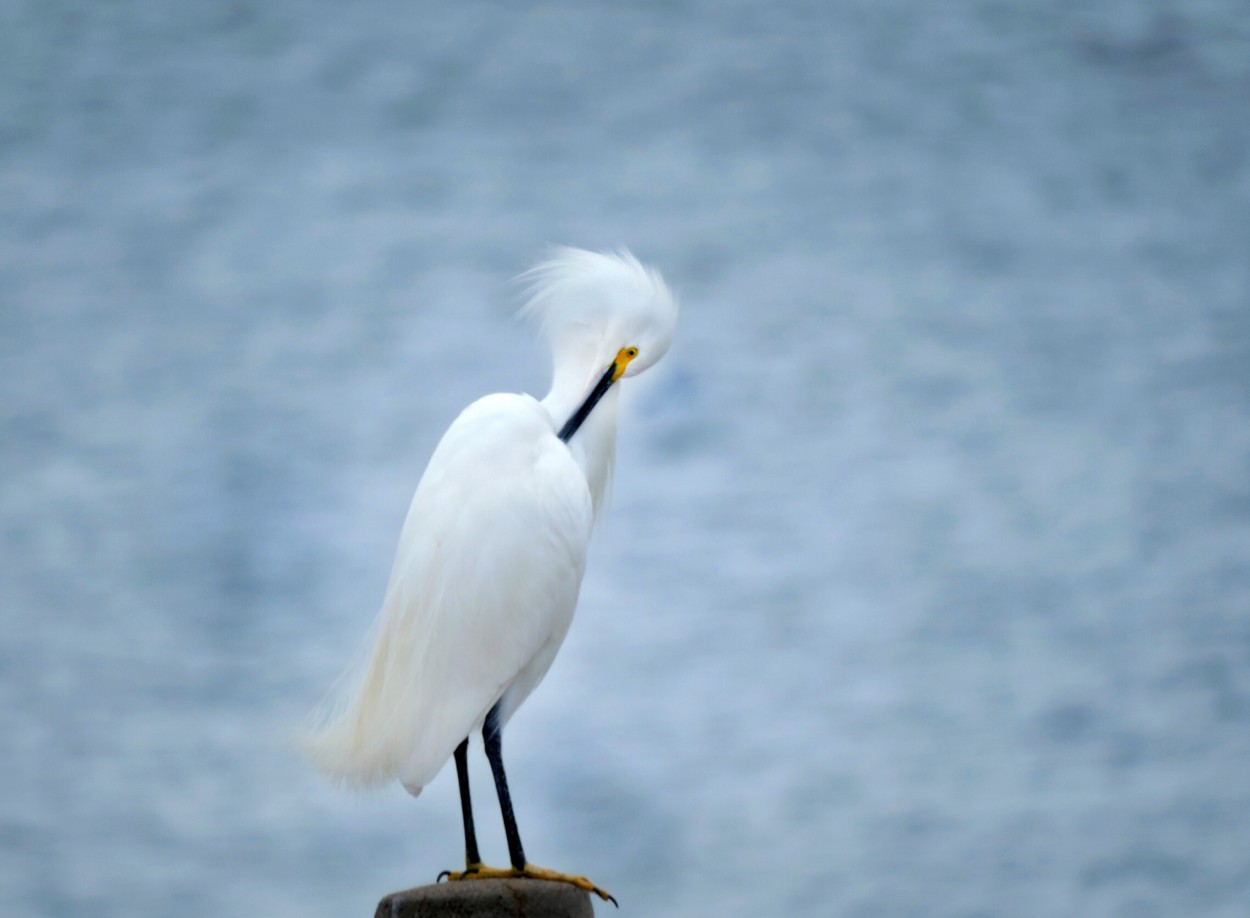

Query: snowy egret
[304,248,678,903]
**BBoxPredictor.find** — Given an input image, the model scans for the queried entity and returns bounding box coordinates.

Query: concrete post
[375,878,595,918]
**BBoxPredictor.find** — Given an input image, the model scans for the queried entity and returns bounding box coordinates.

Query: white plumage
[303,248,678,804]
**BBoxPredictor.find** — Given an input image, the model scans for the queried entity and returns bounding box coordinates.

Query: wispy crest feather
[517,247,675,355]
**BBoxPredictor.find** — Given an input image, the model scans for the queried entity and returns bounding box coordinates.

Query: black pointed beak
[557,361,618,443]
[557,347,638,443]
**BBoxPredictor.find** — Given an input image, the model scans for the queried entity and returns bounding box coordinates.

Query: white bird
[304,248,678,903]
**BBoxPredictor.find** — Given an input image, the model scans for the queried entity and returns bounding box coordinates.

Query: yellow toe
[439,861,615,905]
[515,863,616,905]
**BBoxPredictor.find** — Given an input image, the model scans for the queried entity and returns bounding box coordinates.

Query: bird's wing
[303,393,593,793]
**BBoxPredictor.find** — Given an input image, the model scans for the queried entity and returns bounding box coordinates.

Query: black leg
[454,738,481,868]
[483,702,527,871]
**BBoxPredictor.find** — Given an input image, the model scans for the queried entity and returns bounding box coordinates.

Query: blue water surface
[2,2,1249,916]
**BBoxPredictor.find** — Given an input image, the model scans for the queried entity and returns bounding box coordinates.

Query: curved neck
[542,349,619,519]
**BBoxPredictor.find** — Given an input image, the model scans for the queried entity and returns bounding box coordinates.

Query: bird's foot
[515,863,617,906]
[437,862,616,906]
[436,861,489,882]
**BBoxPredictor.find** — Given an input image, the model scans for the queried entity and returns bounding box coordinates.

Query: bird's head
[520,246,678,382]
[520,247,678,444]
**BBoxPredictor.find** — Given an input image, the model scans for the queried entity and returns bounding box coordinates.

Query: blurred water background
[3,2,1249,916]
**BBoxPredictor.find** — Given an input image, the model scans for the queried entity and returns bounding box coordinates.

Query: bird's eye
[625,347,639,358]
